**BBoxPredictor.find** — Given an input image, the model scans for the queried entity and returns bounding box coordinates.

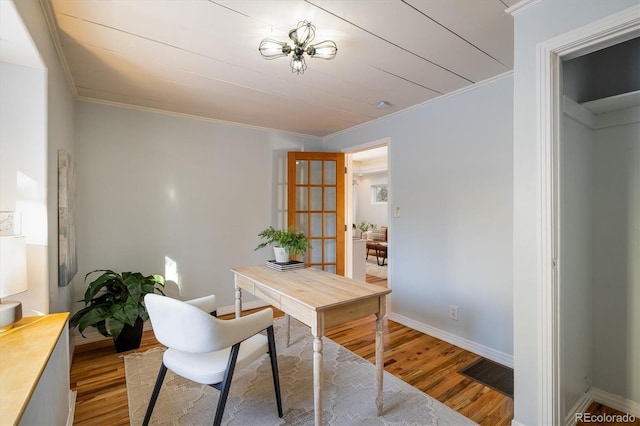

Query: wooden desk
[231,265,391,426]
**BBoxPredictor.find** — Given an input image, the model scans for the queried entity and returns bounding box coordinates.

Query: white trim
[77,97,322,140]
[389,312,514,368]
[591,388,640,418]
[506,0,544,16]
[564,390,593,426]
[564,95,640,129]
[563,387,640,425]
[595,106,640,128]
[39,0,78,97]
[537,27,562,426]
[563,96,596,129]
[71,320,154,346]
[66,390,77,426]
[581,90,640,114]
[324,71,514,140]
[536,5,640,426]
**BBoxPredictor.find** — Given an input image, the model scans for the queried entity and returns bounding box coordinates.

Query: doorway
[536,9,639,424]
[343,140,390,283]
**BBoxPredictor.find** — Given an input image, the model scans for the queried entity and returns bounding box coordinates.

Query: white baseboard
[511,421,525,426]
[71,300,270,347]
[389,312,514,368]
[591,387,640,417]
[71,321,155,346]
[565,391,593,426]
[564,387,640,425]
[67,390,77,426]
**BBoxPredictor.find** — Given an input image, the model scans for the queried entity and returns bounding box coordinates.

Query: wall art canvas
[58,150,77,287]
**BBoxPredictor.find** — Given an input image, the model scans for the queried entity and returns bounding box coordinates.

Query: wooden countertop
[0,312,70,425]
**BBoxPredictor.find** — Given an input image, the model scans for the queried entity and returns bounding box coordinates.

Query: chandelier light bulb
[307,40,338,60]
[290,56,307,74]
[258,39,291,59]
[289,20,315,48]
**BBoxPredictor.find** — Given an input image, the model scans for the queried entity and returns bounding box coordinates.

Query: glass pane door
[288,152,345,275]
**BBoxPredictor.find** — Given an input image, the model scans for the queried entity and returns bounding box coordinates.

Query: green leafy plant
[357,220,377,234]
[255,225,310,256]
[69,270,165,341]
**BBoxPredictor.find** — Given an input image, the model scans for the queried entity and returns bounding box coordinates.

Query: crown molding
[76,96,323,140]
[505,0,544,16]
[39,0,78,98]
[324,70,514,140]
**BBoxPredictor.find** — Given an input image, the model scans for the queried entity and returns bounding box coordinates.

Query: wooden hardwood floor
[71,274,513,425]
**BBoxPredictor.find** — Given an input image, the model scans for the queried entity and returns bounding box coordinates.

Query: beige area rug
[125,318,475,425]
[366,256,388,278]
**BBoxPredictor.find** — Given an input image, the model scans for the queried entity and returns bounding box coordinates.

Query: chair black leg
[143,363,168,426]
[267,325,283,417]
[212,342,240,426]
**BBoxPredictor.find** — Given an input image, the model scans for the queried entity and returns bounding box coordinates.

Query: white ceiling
[36,1,515,137]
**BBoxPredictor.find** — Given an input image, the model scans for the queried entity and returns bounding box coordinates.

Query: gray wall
[325,75,514,363]
[592,119,640,402]
[75,102,319,309]
[560,112,595,417]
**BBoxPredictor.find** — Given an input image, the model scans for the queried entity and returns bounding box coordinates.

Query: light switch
[394,206,400,218]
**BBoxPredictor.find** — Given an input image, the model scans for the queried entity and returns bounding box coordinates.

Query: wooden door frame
[287,151,345,275]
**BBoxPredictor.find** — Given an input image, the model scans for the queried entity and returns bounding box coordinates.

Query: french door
[287,152,345,275]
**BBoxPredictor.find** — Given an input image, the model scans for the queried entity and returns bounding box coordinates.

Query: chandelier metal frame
[259,21,338,75]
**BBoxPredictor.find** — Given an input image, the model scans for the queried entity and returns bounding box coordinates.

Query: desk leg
[312,316,324,426]
[284,314,291,347]
[234,282,242,318]
[375,299,386,416]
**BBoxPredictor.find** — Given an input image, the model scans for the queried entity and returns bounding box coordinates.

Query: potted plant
[357,220,377,238]
[69,270,165,352]
[255,225,310,263]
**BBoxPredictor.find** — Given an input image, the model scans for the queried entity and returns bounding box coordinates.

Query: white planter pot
[273,247,290,263]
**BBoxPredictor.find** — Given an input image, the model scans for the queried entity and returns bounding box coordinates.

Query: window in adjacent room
[371,184,388,204]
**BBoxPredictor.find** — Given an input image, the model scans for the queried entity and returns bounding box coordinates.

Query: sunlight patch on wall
[165,255,179,287]
[16,171,47,245]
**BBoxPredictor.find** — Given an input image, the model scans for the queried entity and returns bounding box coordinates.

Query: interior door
[287,152,345,275]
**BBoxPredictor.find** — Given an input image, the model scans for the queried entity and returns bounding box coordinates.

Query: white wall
[592,119,640,402]
[0,62,48,316]
[355,172,388,229]
[12,0,77,315]
[75,102,319,310]
[512,1,639,423]
[324,74,514,364]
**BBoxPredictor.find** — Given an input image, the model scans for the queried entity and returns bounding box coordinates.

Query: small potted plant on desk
[69,270,165,352]
[255,225,310,263]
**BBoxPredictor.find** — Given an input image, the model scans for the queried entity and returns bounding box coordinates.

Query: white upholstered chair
[143,294,283,426]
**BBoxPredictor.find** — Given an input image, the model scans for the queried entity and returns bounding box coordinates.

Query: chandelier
[259,21,338,75]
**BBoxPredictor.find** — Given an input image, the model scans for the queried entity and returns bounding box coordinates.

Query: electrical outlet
[449,305,458,321]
